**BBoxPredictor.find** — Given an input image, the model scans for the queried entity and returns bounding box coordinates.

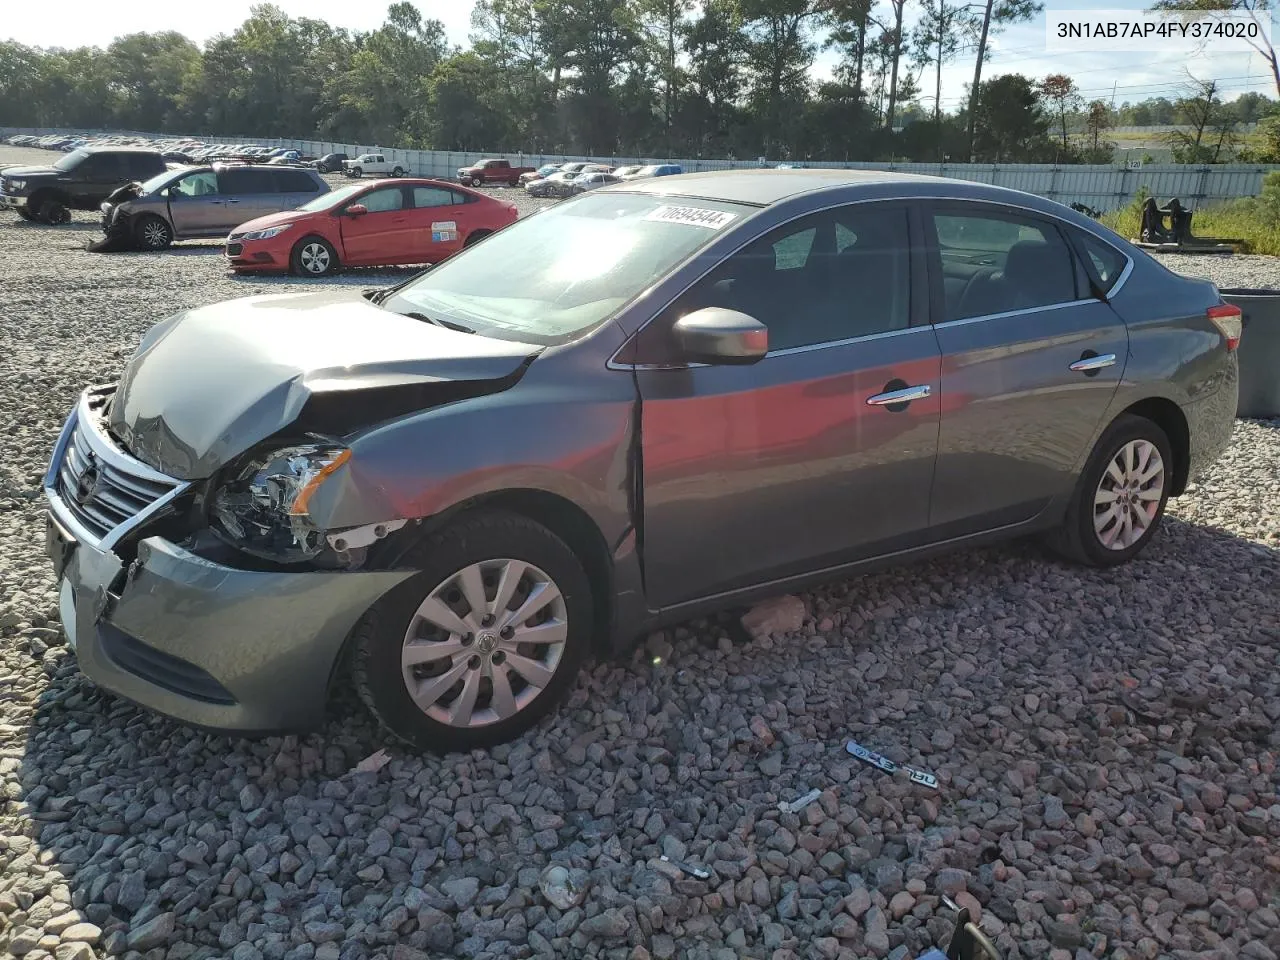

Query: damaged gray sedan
[46,171,1239,751]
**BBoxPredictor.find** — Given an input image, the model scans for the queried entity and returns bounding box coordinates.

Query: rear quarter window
[1072,229,1129,292]
[275,170,321,192]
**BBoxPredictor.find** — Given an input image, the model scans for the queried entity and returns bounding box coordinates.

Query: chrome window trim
[607,192,1135,371]
[931,298,1100,329]
[43,388,190,552]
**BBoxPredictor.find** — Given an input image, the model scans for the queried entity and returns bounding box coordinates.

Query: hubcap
[1093,439,1165,550]
[401,559,568,728]
[300,243,329,273]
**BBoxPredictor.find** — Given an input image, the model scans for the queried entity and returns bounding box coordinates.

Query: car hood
[109,290,543,480]
[0,165,57,179]
[231,210,313,235]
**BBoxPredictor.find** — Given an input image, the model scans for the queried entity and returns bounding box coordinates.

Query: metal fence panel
[6,127,1280,210]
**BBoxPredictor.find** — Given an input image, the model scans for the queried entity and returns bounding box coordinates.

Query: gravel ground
[0,143,1278,960]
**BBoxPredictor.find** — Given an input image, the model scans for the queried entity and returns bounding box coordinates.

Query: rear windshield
[53,149,90,171]
[384,193,753,346]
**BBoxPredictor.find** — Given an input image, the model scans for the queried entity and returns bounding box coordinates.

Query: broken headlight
[212,445,350,562]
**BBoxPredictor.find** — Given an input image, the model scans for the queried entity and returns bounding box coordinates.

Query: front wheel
[290,236,338,276]
[350,167,362,178]
[134,214,172,249]
[471,176,483,187]
[17,208,34,222]
[1044,414,1173,567]
[352,511,593,751]
[392,166,405,177]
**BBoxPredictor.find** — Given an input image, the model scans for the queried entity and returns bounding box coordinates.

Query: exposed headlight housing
[7,180,26,192]
[242,224,293,241]
[212,444,350,562]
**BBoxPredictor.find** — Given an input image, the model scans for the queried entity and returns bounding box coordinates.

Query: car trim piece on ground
[604,191,1137,370]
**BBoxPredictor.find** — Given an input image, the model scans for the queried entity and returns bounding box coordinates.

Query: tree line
[1,1,1277,164]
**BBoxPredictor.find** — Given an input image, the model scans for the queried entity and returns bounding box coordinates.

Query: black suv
[0,147,168,224]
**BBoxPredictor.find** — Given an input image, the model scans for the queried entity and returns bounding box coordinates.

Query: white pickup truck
[342,154,407,178]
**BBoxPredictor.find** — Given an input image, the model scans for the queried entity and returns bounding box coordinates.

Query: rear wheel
[352,511,593,751]
[290,236,338,276]
[134,214,173,250]
[508,177,519,187]
[1044,414,1173,567]
[463,230,491,248]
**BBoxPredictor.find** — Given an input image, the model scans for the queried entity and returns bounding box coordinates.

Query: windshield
[296,183,365,212]
[637,165,660,176]
[537,165,559,175]
[383,192,751,346]
[53,149,90,172]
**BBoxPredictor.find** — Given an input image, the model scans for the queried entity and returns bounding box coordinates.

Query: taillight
[1207,303,1242,351]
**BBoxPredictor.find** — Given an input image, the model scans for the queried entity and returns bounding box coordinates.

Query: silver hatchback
[98,163,330,250]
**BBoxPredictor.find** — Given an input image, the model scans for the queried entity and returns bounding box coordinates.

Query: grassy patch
[1102,176,1280,256]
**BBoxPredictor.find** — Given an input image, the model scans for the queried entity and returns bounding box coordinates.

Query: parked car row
[3,134,320,168]
[522,160,683,198]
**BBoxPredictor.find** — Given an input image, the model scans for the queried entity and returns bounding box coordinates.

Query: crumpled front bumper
[45,393,414,734]
[0,193,28,211]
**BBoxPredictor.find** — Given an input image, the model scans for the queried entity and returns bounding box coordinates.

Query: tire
[42,201,71,225]
[1044,414,1173,567]
[508,177,519,187]
[352,511,593,751]
[16,208,34,222]
[351,167,362,178]
[134,214,172,250]
[463,230,491,248]
[392,166,405,177]
[316,163,329,174]
[290,236,338,276]
[471,176,483,187]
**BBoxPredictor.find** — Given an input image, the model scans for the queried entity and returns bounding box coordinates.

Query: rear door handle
[1069,353,1116,372]
[866,384,932,406]
[224,198,240,203]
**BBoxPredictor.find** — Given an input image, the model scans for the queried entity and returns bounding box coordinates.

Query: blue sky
[3,0,1274,108]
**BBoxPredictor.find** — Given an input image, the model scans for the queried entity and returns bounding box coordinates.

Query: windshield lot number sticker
[431,221,458,242]
[644,205,737,230]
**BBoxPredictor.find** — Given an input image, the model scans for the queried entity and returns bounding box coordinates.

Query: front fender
[303,334,638,550]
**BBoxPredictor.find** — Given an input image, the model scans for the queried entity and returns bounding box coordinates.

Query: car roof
[608,168,1058,210]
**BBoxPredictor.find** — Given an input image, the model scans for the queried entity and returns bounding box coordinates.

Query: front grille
[53,390,182,543]
[99,623,236,704]
[225,242,244,257]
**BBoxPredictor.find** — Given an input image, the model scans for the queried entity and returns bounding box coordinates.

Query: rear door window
[217,168,277,194]
[412,186,457,209]
[128,154,166,178]
[930,206,1080,322]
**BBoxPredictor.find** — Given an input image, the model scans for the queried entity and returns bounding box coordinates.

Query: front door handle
[867,384,932,406]
[1069,352,1116,374]
[224,198,240,203]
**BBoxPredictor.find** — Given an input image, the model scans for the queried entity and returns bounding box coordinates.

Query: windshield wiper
[399,310,475,334]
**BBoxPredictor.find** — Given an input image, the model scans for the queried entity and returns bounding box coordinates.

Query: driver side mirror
[346,204,368,217]
[673,307,768,365]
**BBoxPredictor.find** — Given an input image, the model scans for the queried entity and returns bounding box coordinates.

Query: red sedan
[225,178,519,276]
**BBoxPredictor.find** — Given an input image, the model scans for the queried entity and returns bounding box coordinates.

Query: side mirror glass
[346,204,368,217]
[673,307,768,365]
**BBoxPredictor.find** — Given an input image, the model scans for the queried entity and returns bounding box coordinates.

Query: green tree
[1038,74,1080,151]
[739,0,821,154]
[107,33,202,131]
[971,73,1049,161]
[1152,0,1279,98]
[964,0,1042,160]
[0,42,44,126]
[913,0,980,124]
[425,51,516,149]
